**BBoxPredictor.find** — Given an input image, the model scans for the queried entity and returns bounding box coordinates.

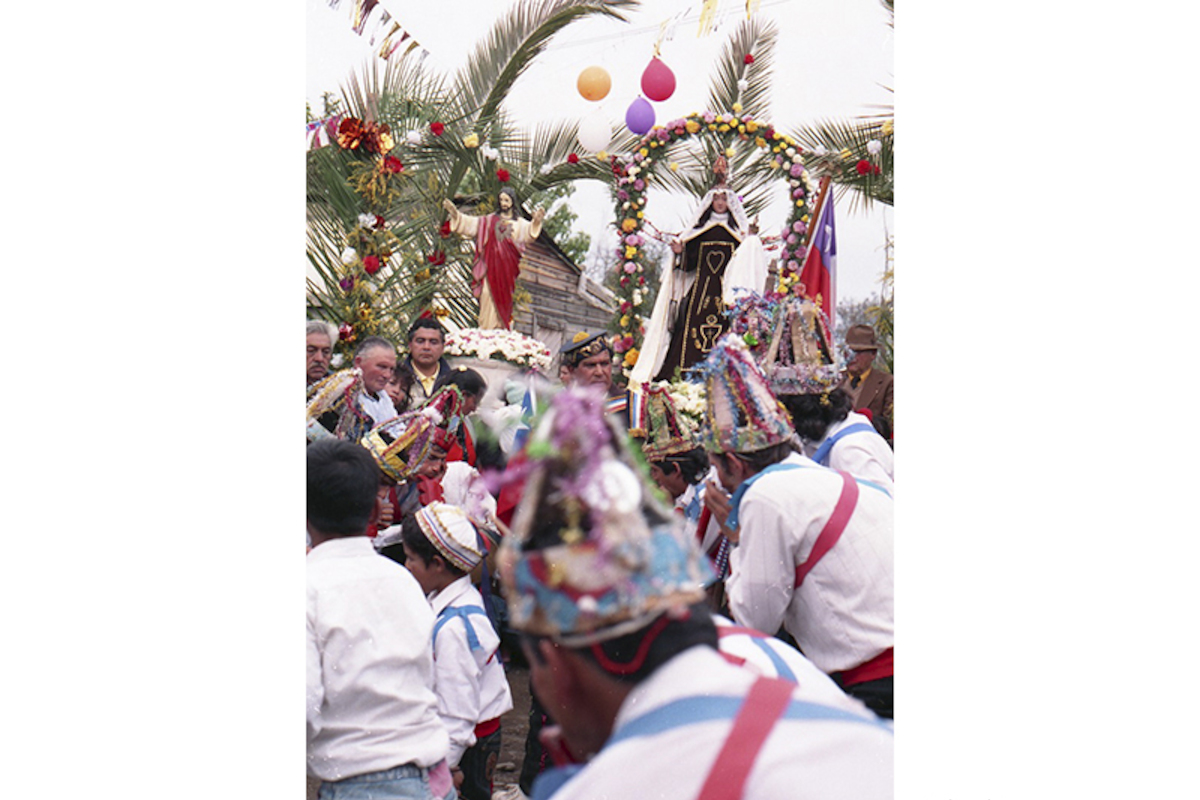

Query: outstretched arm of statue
[530,206,545,239]
[442,199,479,238]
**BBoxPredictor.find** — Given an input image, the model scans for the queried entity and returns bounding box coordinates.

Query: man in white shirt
[698,335,894,719]
[353,336,399,424]
[306,439,455,800]
[495,387,893,800]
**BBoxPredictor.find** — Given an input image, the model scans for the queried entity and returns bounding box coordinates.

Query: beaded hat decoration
[497,386,712,646]
[560,331,612,369]
[759,294,842,396]
[306,368,374,444]
[696,334,795,454]
[416,502,484,572]
[360,407,440,483]
[421,384,467,435]
[639,384,699,462]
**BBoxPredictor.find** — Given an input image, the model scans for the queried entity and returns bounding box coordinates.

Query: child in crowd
[401,503,513,800]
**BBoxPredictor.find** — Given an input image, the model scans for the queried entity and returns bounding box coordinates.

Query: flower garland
[444,327,554,372]
[605,109,817,375]
[329,116,412,347]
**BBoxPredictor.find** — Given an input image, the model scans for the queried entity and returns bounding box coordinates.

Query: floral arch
[605,108,823,375]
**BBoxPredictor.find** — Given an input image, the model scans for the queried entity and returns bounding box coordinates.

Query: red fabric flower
[496,168,510,182]
[567,153,579,164]
[620,301,632,313]
[428,250,446,266]
[856,159,872,175]
[439,220,451,238]
[374,215,386,228]
[430,122,445,136]
[872,165,882,176]
[362,256,381,275]
[744,54,755,65]
[383,155,404,173]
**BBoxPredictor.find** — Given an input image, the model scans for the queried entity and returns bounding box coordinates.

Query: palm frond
[705,17,777,119]
[791,117,893,211]
[456,0,637,126]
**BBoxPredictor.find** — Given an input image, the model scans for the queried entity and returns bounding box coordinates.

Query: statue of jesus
[442,188,546,330]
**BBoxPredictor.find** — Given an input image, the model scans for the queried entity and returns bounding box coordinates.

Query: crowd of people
[306,302,896,800]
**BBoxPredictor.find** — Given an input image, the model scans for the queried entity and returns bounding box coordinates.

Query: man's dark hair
[354,335,395,359]
[652,447,710,487]
[407,316,447,343]
[307,439,381,536]
[780,389,853,442]
[432,366,487,400]
[711,439,799,478]
[399,513,467,578]
[522,602,718,685]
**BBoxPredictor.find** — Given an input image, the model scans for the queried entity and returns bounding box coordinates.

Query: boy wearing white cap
[402,503,514,800]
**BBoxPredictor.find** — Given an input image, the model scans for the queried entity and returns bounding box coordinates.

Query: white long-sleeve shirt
[428,577,514,766]
[546,646,893,800]
[306,536,449,781]
[726,452,893,675]
[801,411,894,494]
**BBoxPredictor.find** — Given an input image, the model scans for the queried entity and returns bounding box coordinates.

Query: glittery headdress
[421,384,467,433]
[497,386,712,646]
[560,331,612,369]
[759,294,842,396]
[696,334,795,454]
[639,385,699,462]
[360,407,441,483]
[306,368,374,444]
[416,502,485,572]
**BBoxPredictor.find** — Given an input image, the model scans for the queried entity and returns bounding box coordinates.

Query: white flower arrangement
[654,379,708,430]
[445,328,554,371]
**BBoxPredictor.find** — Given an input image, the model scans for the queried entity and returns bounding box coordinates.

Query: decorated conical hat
[496,386,712,646]
[305,368,374,443]
[639,385,698,462]
[696,334,795,454]
[360,408,440,483]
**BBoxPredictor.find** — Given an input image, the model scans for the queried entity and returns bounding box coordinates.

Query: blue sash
[811,423,877,466]
[432,604,490,652]
[726,460,890,531]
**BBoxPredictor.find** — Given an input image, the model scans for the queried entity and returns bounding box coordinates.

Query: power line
[542,0,792,51]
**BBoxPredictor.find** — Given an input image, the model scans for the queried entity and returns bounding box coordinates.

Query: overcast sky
[307,0,894,304]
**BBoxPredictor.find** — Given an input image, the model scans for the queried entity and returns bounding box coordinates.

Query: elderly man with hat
[698,334,895,719]
[558,331,632,429]
[839,324,893,443]
[495,387,892,800]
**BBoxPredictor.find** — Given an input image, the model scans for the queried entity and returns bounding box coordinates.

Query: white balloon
[578,110,611,153]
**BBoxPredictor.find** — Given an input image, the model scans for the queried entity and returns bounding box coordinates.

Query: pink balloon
[625,96,656,135]
[641,57,676,102]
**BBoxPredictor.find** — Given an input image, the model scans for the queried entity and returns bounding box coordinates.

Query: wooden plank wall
[512,238,614,355]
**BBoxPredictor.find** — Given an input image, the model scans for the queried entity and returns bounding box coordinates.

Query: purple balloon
[625,96,656,136]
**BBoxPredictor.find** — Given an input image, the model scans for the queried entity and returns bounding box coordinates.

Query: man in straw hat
[306,439,455,800]
[495,387,893,799]
[839,323,893,443]
[698,333,895,719]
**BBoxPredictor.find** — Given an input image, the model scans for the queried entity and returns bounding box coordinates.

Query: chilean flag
[798,185,838,329]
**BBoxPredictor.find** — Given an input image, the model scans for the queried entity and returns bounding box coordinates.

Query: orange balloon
[577,66,612,102]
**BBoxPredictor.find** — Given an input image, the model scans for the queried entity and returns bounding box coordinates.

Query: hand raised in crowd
[703,479,737,544]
